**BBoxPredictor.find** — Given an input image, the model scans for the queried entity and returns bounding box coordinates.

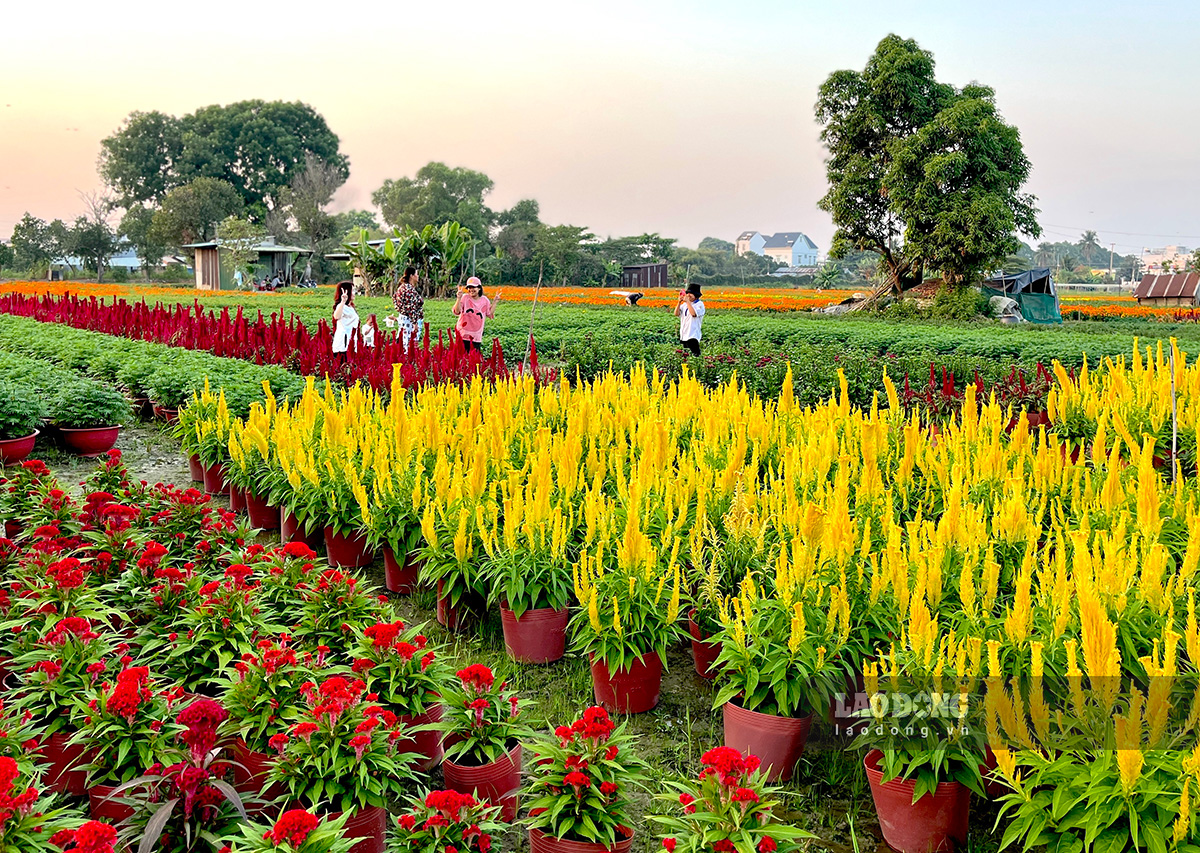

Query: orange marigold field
[0,280,278,301]
[495,286,860,311]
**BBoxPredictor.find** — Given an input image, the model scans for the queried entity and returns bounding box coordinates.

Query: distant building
[621,263,668,291]
[184,236,311,290]
[1132,272,1200,308]
[735,231,819,266]
[1143,245,1192,274]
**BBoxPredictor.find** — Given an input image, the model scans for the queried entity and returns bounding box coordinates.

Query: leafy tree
[0,241,13,277]
[119,206,168,277]
[100,101,347,218]
[98,110,185,208]
[150,178,244,250]
[496,199,541,227]
[9,213,56,269]
[68,215,118,281]
[372,162,495,239]
[276,153,346,251]
[332,210,381,241]
[217,216,267,286]
[533,225,596,286]
[698,236,735,253]
[596,233,677,267]
[815,34,1039,292]
[1076,230,1103,265]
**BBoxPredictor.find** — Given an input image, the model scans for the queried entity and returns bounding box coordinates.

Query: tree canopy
[815,34,1039,292]
[150,178,244,249]
[372,162,495,240]
[100,100,348,218]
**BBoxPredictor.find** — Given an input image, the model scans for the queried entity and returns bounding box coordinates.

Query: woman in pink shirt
[452,276,500,353]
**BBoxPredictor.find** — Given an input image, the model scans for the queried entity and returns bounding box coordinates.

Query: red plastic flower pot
[202,461,228,496]
[59,426,120,457]
[443,740,522,822]
[864,749,971,853]
[0,431,38,466]
[395,703,445,771]
[2,520,18,540]
[500,603,569,664]
[88,783,135,824]
[152,403,179,424]
[981,745,1007,799]
[687,610,721,679]
[323,526,375,569]
[41,731,91,797]
[722,701,812,783]
[329,805,388,853]
[590,653,662,715]
[383,547,420,594]
[529,826,634,853]
[436,580,484,632]
[229,485,247,515]
[187,453,205,483]
[230,739,286,814]
[245,489,280,530]
[281,508,323,550]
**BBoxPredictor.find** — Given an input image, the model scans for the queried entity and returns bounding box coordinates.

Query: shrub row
[0,349,130,433]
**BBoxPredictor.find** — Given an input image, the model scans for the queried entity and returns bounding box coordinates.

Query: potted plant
[0,756,93,851]
[290,568,390,664]
[223,810,357,853]
[48,381,128,457]
[268,675,418,853]
[479,489,575,664]
[226,407,280,531]
[433,664,532,821]
[216,635,327,808]
[571,542,684,714]
[176,389,217,483]
[418,496,490,631]
[117,355,156,420]
[651,746,813,853]
[112,697,250,853]
[361,463,424,594]
[350,619,450,771]
[851,608,984,853]
[391,790,503,853]
[286,442,374,570]
[11,617,112,796]
[0,381,44,466]
[148,364,203,423]
[712,573,846,783]
[523,706,648,853]
[71,664,178,824]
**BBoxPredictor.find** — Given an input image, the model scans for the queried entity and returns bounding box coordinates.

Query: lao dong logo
[833,690,973,738]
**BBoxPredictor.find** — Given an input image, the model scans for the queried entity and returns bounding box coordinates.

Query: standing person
[332,280,359,360]
[361,314,379,348]
[675,283,705,356]
[452,276,500,354]
[392,266,424,353]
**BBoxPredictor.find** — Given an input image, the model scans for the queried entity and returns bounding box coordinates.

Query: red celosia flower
[757,837,777,853]
[714,841,735,853]
[268,733,289,754]
[349,734,371,760]
[456,664,494,694]
[270,810,320,847]
[662,839,677,852]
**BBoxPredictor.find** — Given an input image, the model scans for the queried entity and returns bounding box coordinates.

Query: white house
[735,231,819,266]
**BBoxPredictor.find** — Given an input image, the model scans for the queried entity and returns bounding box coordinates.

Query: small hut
[1132,273,1200,308]
[185,237,312,290]
[621,263,668,290]
[982,268,1061,324]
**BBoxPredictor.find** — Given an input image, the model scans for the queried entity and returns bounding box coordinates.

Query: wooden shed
[621,263,668,290]
[185,238,312,290]
[1132,273,1200,308]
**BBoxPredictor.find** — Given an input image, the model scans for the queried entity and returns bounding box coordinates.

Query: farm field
[2,277,1199,853]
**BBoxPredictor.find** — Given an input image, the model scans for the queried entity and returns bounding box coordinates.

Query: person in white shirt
[361,314,378,348]
[332,281,359,360]
[674,283,705,356]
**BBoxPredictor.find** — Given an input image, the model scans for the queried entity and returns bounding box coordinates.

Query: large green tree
[66,215,119,281]
[9,213,57,269]
[100,101,348,218]
[119,206,168,277]
[150,178,244,249]
[815,34,1039,292]
[372,162,495,240]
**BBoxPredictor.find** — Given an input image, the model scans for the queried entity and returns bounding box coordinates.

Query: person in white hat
[452,276,501,354]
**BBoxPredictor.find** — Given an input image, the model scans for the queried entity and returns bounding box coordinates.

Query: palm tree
[1077,230,1102,265]
[1033,243,1056,267]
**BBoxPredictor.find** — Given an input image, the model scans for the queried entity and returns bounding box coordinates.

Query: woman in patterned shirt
[392,266,424,352]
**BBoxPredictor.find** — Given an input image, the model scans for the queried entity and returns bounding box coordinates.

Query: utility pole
[1109,243,1115,276]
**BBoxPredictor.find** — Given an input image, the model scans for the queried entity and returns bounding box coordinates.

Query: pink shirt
[454,295,492,342]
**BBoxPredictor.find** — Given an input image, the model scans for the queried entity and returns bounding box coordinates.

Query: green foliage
[224,811,358,853]
[9,212,58,269]
[929,284,991,321]
[147,363,206,408]
[372,161,495,241]
[816,34,1039,290]
[49,380,130,428]
[0,381,45,439]
[217,215,268,282]
[120,204,169,275]
[151,177,244,248]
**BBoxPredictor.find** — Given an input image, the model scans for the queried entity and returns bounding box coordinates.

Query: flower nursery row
[0,453,810,853]
[162,340,1200,853]
[0,293,542,394]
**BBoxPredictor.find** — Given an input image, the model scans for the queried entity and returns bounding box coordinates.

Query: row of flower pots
[0,424,121,464]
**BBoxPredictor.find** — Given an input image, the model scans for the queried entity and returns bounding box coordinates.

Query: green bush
[929,285,989,321]
[109,266,131,283]
[49,381,130,429]
[147,364,205,408]
[0,381,46,440]
[116,356,157,398]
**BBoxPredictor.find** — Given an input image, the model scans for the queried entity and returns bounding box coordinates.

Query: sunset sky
[2,0,1199,256]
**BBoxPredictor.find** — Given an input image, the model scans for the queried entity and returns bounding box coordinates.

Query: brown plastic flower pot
[187,453,205,482]
[152,403,179,424]
[88,783,136,824]
[499,603,569,665]
[0,431,38,466]
[442,740,522,822]
[383,547,419,594]
[202,461,228,496]
[590,653,662,715]
[245,489,280,530]
[229,485,247,515]
[280,508,322,550]
[41,731,91,797]
[230,739,287,816]
[59,425,120,457]
[436,580,484,632]
[722,701,812,783]
[329,805,387,853]
[323,526,375,568]
[864,748,970,853]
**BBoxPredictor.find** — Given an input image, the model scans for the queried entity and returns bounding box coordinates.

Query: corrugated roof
[1133,273,1200,300]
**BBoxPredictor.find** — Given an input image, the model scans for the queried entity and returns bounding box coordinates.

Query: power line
[1042,222,1200,241]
